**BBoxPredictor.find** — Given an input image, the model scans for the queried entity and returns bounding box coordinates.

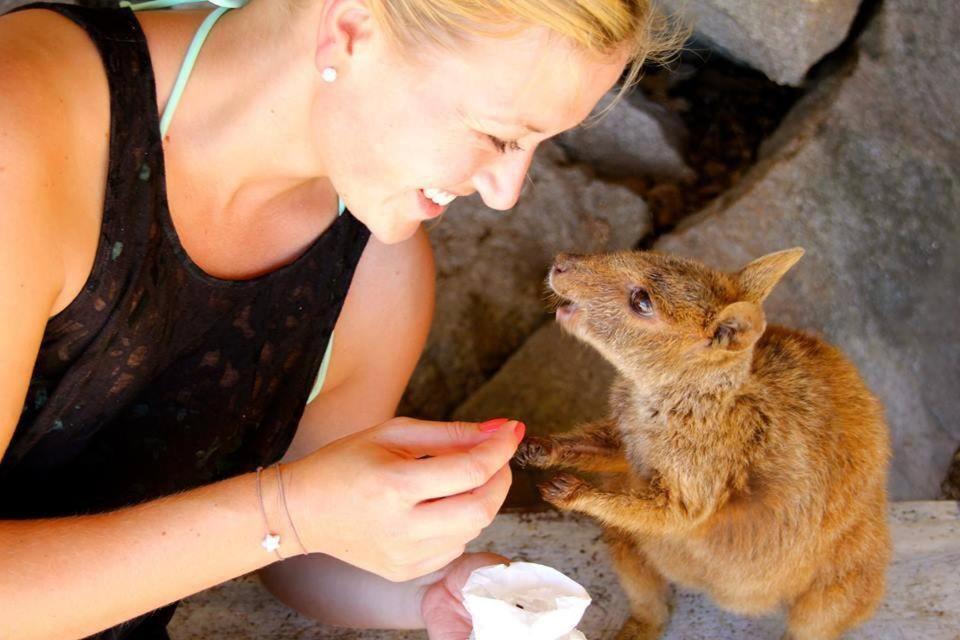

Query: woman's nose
[472,147,536,211]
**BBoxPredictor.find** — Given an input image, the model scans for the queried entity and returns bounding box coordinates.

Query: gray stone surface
[555,89,693,181]
[401,143,650,420]
[660,0,862,86]
[0,0,64,11]
[656,0,960,500]
[452,322,614,433]
[169,501,960,639]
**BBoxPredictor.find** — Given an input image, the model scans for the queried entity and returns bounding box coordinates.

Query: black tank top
[0,4,371,637]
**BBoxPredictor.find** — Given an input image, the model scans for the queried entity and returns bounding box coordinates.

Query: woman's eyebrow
[458,108,546,135]
[486,116,546,134]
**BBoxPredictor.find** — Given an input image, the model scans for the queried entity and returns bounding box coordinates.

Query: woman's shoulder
[0,7,113,316]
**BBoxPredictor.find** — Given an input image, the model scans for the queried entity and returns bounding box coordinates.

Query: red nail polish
[514,422,526,442]
[480,418,511,433]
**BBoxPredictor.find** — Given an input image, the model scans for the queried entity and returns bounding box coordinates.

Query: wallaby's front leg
[539,473,699,536]
[514,419,629,473]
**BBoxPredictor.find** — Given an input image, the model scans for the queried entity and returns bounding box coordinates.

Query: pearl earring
[321,67,338,83]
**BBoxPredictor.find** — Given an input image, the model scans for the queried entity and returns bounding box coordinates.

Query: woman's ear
[736,247,804,303]
[709,301,766,351]
[315,0,377,71]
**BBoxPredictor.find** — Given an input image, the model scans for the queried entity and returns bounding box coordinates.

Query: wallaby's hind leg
[785,560,886,640]
[605,529,672,640]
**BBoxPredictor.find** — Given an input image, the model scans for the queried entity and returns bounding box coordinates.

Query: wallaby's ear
[736,247,805,303]
[710,301,766,351]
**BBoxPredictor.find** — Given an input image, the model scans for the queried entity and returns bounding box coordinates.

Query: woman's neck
[136,1,334,222]
[131,2,345,280]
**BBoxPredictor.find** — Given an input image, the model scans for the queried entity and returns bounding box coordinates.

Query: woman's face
[321,20,629,244]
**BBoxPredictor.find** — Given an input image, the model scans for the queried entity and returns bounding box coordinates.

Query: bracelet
[255,465,284,560]
[276,463,310,556]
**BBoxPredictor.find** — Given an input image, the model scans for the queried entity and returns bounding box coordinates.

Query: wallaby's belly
[631,532,815,615]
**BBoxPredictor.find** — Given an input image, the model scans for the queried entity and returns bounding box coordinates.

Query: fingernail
[479,418,511,433]
[514,422,526,442]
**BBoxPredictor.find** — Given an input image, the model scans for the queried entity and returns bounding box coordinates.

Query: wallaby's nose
[552,253,583,275]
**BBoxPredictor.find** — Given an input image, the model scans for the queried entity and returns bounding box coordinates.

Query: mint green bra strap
[307,333,334,404]
[120,0,247,137]
[306,197,347,403]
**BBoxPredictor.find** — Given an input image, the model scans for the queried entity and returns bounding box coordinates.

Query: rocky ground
[170,501,960,639]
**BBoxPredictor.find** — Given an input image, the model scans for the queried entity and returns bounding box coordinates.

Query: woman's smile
[417,187,458,218]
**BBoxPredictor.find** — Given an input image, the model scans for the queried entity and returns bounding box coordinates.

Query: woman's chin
[365,217,422,245]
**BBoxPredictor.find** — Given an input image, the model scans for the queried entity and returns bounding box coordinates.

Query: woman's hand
[283,417,523,582]
[420,552,509,640]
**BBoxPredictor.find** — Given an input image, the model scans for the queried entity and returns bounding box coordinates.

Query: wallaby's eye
[629,288,654,317]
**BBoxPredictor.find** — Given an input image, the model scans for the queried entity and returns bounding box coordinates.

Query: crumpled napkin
[461,562,591,640]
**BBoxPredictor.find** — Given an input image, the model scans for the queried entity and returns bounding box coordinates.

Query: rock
[941,445,960,499]
[660,0,862,86]
[401,143,651,420]
[170,501,960,639]
[555,89,693,181]
[656,0,960,500]
[453,322,614,432]
[0,0,64,12]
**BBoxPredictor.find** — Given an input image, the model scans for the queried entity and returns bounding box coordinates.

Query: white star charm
[261,533,281,553]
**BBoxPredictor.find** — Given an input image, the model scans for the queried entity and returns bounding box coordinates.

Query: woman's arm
[0,68,285,639]
[0,50,312,639]
[0,471,294,639]
[259,226,437,625]
[259,227,447,628]
[262,553,441,629]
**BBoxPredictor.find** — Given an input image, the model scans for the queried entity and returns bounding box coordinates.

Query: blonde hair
[284,0,687,227]
[356,1,686,98]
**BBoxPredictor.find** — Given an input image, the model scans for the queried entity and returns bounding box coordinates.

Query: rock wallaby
[516,248,891,640]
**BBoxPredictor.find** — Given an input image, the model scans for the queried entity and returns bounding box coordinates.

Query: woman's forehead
[434,28,626,134]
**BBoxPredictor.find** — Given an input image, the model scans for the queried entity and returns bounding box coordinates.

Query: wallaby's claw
[514,436,555,468]
[538,472,587,507]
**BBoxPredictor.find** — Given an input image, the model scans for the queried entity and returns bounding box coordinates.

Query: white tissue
[462,562,591,640]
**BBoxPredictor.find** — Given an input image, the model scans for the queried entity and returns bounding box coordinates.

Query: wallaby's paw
[514,437,556,468]
[538,472,587,508]
[615,616,665,640]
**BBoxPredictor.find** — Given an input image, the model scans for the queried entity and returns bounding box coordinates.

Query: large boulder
[555,89,693,181]
[453,322,614,433]
[660,0,862,86]
[656,0,960,500]
[401,144,651,419]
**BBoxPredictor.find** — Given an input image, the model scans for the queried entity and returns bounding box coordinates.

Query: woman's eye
[629,287,654,317]
[487,135,523,154]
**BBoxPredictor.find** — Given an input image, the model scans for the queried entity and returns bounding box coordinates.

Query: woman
[0,0,678,638]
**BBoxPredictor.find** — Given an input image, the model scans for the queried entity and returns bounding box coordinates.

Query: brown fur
[515,248,891,639]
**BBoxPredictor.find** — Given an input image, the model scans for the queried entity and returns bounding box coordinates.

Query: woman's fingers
[398,426,520,501]
[411,464,512,537]
[375,418,523,458]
